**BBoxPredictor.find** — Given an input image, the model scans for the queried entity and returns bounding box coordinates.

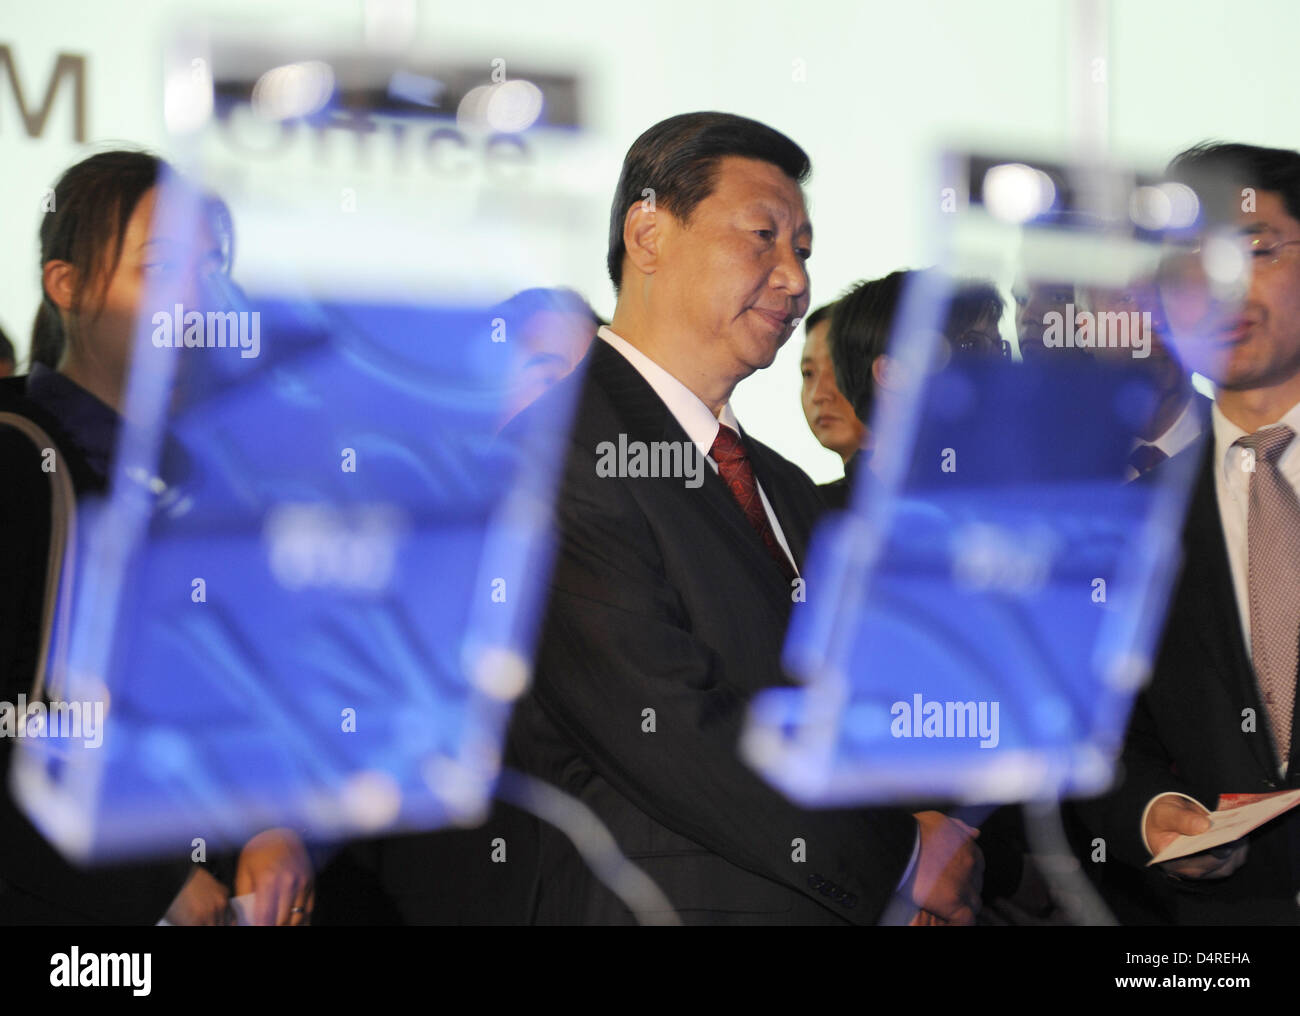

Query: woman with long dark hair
[0,150,313,925]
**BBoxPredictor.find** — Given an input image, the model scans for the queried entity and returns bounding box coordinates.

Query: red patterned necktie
[709,424,797,583]
[1235,425,1300,769]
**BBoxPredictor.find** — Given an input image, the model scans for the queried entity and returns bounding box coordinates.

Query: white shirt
[597,326,799,576]
[1125,396,1204,481]
[1142,396,1300,848]
[1211,397,1300,652]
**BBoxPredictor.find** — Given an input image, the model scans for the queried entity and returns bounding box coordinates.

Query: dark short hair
[828,271,911,423]
[0,324,14,366]
[944,281,1004,340]
[829,271,1004,420]
[804,300,836,334]
[1169,141,1300,226]
[605,112,811,292]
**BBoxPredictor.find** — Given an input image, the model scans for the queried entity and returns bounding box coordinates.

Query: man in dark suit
[1076,142,1300,924]
[506,112,983,925]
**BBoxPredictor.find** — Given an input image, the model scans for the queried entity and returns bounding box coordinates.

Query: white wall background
[2,0,1297,480]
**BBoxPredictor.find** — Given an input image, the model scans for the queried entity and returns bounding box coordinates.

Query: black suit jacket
[1077,433,1300,924]
[0,377,193,924]
[505,340,917,925]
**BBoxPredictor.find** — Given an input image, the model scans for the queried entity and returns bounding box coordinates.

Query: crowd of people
[2,112,1299,926]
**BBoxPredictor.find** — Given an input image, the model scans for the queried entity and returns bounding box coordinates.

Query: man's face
[1081,282,1157,366]
[801,318,864,459]
[655,156,812,382]
[1013,279,1076,361]
[948,307,1005,358]
[1189,190,1300,392]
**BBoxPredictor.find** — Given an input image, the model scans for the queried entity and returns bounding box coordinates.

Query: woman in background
[0,150,313,926]
[799,299,867,509]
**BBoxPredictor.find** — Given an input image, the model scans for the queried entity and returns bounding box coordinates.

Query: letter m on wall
[0,46,87,141]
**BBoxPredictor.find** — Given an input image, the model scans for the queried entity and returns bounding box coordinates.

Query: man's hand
[235,828,315,925]
[163,866,232,926]
[909,811,984,925]
[1146,794,1248,880]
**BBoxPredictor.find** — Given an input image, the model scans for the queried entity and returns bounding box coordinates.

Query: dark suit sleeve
[527,438,917,924]
[0,428,193,925]
[0,784,194,925]
[1075,687,1206,869]
[0,428,52,688]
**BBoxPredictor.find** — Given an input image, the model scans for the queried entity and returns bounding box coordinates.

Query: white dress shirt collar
[1212,396,1300,482]
[596,325,738,459]
[594,325,799,575]
[1148,395,1204,460]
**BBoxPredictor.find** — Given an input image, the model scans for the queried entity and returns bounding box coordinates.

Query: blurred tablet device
[14,28,605,860]
[744,151,1242,805]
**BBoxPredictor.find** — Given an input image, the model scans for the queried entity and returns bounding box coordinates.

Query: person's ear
[871,353,899,391]
[622,198,663,281]
[42,260,77,313]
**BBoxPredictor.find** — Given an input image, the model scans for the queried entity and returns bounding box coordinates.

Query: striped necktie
[1235,425,1300,768]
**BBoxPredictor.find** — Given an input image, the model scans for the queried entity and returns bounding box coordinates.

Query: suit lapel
[743,426,808,572]
[584,342,801,600]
